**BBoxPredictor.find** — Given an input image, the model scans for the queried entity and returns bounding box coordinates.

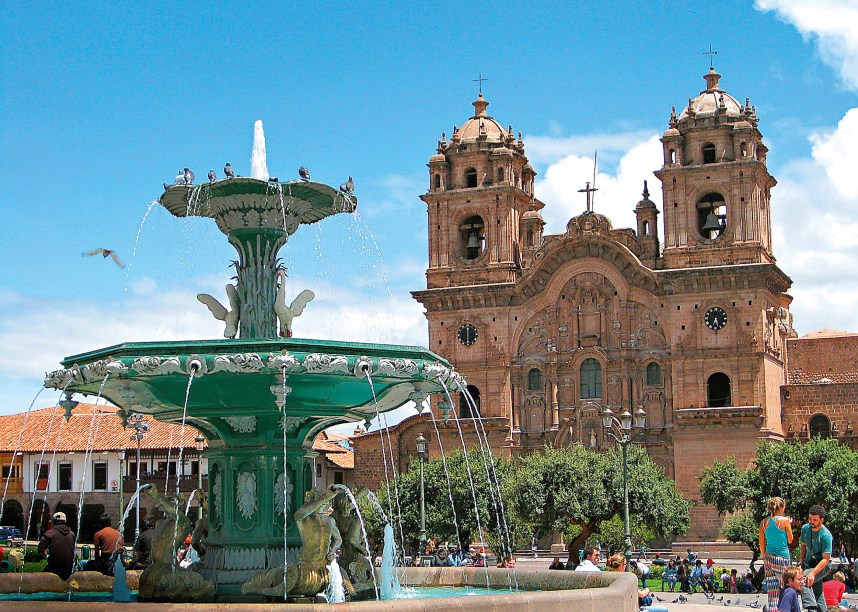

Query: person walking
[760,496,794,611]
[798,504,833,612]
[37,512,76,580]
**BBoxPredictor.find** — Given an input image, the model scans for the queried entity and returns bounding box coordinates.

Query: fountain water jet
[250,119,269,181]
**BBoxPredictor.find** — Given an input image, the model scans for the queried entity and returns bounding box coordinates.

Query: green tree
[699,438,858,564]
[363,447,522,556]
[509,445,690,563]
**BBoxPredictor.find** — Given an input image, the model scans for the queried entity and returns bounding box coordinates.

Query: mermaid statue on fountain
[241,486,357,599]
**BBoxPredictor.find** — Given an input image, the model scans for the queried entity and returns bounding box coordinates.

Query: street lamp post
[194,435,205,517]
[117,447,126,527]
[128,414,149,543]
[415,433,428,554]
[600,405,646,570]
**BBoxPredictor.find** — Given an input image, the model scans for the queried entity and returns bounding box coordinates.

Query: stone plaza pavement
[511,556,858,611]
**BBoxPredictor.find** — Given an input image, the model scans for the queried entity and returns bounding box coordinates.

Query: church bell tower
[655,68,777,269]
[421,95,543,288]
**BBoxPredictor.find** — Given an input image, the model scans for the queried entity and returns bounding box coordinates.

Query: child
[721,569,731,592]
[823,571,847,611]
[729,568,738,594]
[777,566,803,612]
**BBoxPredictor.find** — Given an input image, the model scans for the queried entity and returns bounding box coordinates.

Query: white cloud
[533,134,664,234]
[756,0,858,90]
[810,108,858,198]
[525,130,657,166]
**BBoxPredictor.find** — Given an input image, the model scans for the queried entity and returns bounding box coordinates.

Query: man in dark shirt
[130,518,155,569]
[37,511,76,580]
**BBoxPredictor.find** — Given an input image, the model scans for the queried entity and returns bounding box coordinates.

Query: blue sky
[2,1,858,418]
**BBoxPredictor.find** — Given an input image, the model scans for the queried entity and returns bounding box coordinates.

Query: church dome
[456,94,509,142]
[677,68,743,122]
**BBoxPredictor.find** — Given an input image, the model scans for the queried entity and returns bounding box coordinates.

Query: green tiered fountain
[44,122,458,600]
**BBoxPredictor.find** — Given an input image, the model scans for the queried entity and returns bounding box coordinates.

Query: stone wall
[671,407,764,541]
[787,335,858,384]
[781,382,858,449]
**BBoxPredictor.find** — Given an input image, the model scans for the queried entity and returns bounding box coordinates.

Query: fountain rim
[58,337,449,368]
[159,177,357,220]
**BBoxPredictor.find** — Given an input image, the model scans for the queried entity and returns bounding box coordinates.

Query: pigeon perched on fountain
[274,269,314,338]
[224,163,235,178]
[299,166,310,181]
[82,248,125,268]
[197,284,241,338]
[174,170,184,185]
[183,168,195,185]
[208,169,217,183]
[339,176,354,195]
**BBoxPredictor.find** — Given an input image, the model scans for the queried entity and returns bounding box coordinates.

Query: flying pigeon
[298,166,310,181]
[224,163,235,178]
[197,284,241,338]
[273,269,314,338]
[339,175,354,195]
[82,248,124,268]
[183,168,195,185]
[208,169,217,183]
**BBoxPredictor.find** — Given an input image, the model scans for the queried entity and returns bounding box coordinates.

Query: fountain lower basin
[0,567,638,610]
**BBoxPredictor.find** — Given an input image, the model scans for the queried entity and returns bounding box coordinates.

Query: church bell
[702,211,724,234]
[466,233,481,249]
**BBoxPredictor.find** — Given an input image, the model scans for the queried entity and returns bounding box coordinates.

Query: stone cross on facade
[578,181,598,213]
[703,44,718,69]
[472,72,488,95]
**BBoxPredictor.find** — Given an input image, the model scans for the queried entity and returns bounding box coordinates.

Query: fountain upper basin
[161,178,356,236]
[44,337,456,435]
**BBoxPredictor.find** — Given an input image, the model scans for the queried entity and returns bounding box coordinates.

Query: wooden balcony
[1,477,23,495]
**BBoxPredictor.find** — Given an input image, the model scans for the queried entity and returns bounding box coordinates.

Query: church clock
[457,324,478,346]
[704,307,728,331]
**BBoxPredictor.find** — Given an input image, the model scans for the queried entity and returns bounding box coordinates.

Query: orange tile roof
[311,432,354,471]
[0,403,203,453]
[326,451,354,469]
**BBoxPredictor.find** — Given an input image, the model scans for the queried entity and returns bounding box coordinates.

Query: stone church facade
[352,67,858,542]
